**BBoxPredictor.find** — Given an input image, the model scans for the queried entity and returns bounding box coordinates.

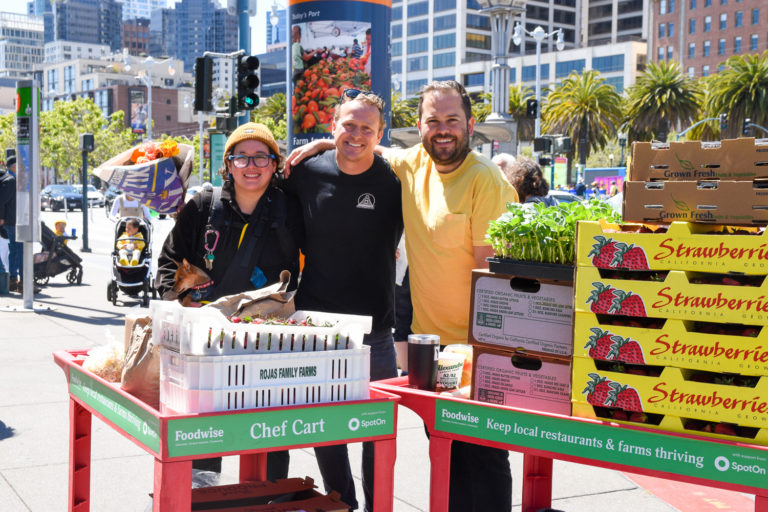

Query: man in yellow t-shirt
[287,80,518,511]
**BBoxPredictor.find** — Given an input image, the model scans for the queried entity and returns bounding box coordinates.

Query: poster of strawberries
[287,0,391,150]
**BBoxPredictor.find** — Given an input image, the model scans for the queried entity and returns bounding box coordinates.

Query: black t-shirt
[285,150,403,331]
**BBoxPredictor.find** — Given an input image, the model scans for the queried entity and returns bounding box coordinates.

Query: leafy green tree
[249,94,288,141]
[543,70,622,170]
[704,51,768,139]
[471,92,491,122]
[509,83,534,144]
[391,91,418,128]
[622,60,701,143]
[0,112,14,159]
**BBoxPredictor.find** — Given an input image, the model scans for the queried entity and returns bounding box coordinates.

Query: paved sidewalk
[0,211,751,511]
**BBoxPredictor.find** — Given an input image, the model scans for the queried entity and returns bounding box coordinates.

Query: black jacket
[0,170,15,226]
[155,182,302,301]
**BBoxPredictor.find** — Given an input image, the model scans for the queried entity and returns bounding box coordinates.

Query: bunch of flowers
[130,140,180,164]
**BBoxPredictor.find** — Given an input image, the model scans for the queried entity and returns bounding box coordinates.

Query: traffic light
[554,136,571,154]
[526,98,538,119]
[743,117,752,137]
[533,137,552,153]
[194,56,213,112]
[237,55,260,111]
[719,113,728,132]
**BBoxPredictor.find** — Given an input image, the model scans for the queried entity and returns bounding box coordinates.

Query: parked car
[185,183,212,204]
[40,185,84,211]
[547,190,583,204]
[73,184,106,207]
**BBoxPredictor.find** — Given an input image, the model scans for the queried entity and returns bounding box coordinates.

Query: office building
[52,0,123,52]
[120,0,168,21]
[27,0,54,43]
[166,0,238,72]
[123,18,151,56]
[0,12,44,79]
[267,8,287,52]
[651,0,768,78]
[44,41,111,65]
[149,8,175,58]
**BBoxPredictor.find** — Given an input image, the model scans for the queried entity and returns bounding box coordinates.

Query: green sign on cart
[434,399,768,490]
[69,367,160,452]
[167,401,395,457]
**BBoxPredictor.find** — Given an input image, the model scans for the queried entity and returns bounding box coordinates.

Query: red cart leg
[428,436,452,512]
[756,493,768,512]
[372,438,396,512]
[521,454,553,512]
[153,459,192,512]
[68,399,92,512]
[239,453,268,482]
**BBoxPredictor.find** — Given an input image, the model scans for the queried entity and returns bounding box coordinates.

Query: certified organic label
[69,367,160,452]
[167,401,394,457]
[434,400,768,489]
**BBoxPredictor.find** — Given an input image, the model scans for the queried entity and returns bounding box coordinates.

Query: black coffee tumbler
[407,334,440,390]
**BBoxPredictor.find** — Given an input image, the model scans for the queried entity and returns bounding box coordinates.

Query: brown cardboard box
[623,180,768,225]
[471,346,571,415]
[630,138,768,181]
[469,270,574,357]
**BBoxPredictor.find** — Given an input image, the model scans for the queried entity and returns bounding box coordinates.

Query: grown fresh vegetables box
[576,221,768,274]
[574,267,768,325]
[573,313,768,375]
[571,357,768,429]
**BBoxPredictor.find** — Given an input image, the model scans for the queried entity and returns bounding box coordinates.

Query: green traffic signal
[237,55,260,111]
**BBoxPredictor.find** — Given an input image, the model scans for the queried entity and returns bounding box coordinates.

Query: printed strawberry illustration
[587,236,618,267]
[610,242,650,270]
[583,372,613,406]
[607,335,646,364]
[586,282,617,314]
[609,289,647,317]
[606,382,643,411]
[585,328,616,360]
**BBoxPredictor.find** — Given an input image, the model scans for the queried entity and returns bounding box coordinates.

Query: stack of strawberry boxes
[571,218,768,444]
[623,137,768,225]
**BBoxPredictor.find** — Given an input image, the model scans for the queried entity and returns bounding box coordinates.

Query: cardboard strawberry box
[572,402,768,446]
[576,220,768,274]
[630,138,768,182]
[469,270,574,357]
[471,345,571,415]
[574,266,768,325]
[572,357,768,429]
[623,180,768,225]
[573,313,768,375]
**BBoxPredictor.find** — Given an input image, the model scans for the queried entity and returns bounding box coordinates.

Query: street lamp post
[123,51,176,140]
[512,23,564,138]
[476,0,526,122]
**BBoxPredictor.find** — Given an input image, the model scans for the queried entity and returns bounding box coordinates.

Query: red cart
[54,349,399,512]
[373,376,768,512]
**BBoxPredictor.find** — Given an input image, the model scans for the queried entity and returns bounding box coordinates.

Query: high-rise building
[149,7,175,57]
[120,0,168,21]
[650,0,768,78]
[0,12,44,79]
[27,0,54,43]
[169,0,237,72]
[266,8,287,52]
[123,18,151,56]
[52,0,123,52]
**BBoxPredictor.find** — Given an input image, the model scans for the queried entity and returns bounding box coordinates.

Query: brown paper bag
[120,319,160,409]
[204,270,295,319]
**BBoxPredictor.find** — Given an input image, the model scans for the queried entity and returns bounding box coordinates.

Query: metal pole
[238,0,250,127]
[81,151,90,252]
[147,67,153,140]
[198,111,204,183]
[534,37,542,138]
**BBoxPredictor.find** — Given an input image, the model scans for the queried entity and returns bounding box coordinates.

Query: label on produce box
[166,400,395,457]
[470,272,574,356]
[434,399,768,490]
[69,367,160,453]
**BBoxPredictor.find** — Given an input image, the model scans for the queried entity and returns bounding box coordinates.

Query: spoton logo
[348,418,360,431]
[715,456,730,471]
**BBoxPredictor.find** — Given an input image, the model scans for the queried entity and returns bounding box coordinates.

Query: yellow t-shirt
[116,231,145,252]
[388,144,519,344]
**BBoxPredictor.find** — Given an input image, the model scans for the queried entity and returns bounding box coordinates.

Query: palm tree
[543,70,622,171]
[391,91,418,128]
[509,83,534,144]
[704,51,768,139]
[622,60,701,143]
[256,93,286,124]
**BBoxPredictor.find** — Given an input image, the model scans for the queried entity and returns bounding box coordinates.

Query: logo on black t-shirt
[357,193,375,210]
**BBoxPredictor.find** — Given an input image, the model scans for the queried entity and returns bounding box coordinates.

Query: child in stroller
[116,218,145,266]
[108,216,156,306]
[33,221,83,286]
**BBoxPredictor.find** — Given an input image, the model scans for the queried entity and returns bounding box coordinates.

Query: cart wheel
[66,269,77,283]
[76,267,83,284]
[108,282,117,305]
[35,275,50,286]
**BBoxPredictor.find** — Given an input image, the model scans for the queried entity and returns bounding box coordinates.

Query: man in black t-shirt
[284,90,403,512]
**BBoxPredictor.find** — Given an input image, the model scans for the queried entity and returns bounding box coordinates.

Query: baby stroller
[34,222,83,286]
[107,216,157,307]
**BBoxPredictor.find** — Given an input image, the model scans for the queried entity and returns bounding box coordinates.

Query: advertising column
[287,0,391,151]
[15,80,41,309]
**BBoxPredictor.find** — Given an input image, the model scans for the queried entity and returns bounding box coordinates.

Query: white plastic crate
[160,375,370,414]
[150,300,372,356]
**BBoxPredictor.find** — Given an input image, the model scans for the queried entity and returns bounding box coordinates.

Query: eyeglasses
[342,88,364,99]
[339,89,386,111]
[227,153,276,168]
